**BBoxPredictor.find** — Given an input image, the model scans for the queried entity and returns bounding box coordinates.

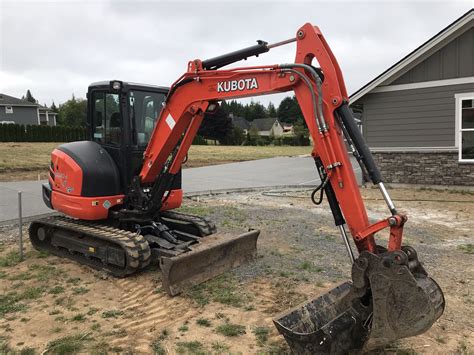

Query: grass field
[0,143,310,181]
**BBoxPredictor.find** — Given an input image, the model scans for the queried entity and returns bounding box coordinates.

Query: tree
[198,107,233,144]
[57,95,87,127]
[220,126,245,145]
[277,96,303,123]
[25,89,37,103]
[267,102,277,117]
[293,119,310,145]
[50,101,58,113]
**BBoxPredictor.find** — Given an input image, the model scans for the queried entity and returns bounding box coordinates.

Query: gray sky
[0,0,472,107]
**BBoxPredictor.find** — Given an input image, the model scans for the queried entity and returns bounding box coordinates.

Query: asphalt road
[0,156,361,223]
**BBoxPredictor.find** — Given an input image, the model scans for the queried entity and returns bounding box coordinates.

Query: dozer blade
[160,229,260,296]
[273,246,445,354]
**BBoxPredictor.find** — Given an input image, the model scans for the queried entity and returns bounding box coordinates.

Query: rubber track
[160,210,217,236]
[29,216,151,277]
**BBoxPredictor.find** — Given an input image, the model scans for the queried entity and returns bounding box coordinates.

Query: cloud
[0,0,471,106]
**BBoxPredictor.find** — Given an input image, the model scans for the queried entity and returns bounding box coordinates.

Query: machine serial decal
[217,78,258,92]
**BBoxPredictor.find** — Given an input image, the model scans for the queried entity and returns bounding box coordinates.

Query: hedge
[0,124,86,142]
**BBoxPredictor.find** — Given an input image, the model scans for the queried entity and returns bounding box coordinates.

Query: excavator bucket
[160,230,260,296]
[273,247,445,353]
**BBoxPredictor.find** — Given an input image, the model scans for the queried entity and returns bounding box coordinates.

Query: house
[350,9,474,186]
[282,124,294,136]
[0,93,57,126]
[230,114,251,134]
[251,117,284,137]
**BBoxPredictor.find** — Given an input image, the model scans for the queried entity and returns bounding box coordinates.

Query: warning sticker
[165,114,176,130]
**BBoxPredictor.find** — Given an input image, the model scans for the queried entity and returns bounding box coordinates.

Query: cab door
[90,90,127,191]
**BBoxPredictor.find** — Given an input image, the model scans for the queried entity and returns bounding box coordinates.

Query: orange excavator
[30,23,444,352]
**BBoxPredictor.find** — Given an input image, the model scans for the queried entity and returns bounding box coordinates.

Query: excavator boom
[135,23,444,352]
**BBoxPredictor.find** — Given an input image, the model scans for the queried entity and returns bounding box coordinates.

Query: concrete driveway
[0,156,361,223]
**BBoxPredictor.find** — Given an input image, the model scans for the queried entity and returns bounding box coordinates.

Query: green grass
[211,341,230,352]
[178,324,189,332]
[150,329,169,355]
[72,287,89,295]
[90,341,109,355]
[44,333,90,354]
[185,273,251,308]
[150,339,165,355]
[0,251,22,267]
[71,313,87,322]
[49,286,65,295]
[297,260,323,273]
[66,277,81,285]
[54,296,75,309]
[9,272,34,281]
[458,244,474,255]
[101,309,124,318]
[253,326,270,344]
[28,264,63,281]
[0,286,50,317]
[216,323,246,337]
[196,318,211,327]
[176,341,205,354]
[87,307,99,315]
[22,287,45,300]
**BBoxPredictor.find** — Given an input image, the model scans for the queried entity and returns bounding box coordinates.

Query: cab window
[92,92,121,146]
[129,90,166,148]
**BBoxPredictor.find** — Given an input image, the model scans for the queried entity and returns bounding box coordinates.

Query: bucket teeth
[273,247,445,354]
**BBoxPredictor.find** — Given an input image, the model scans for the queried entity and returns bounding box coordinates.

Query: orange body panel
[50,149,83,196]
[51,190,124,220]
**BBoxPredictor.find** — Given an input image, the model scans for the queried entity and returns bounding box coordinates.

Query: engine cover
[47,141,124,220]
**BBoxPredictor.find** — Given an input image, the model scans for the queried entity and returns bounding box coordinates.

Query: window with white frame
[5,106,13,114]
[457,93,474,162]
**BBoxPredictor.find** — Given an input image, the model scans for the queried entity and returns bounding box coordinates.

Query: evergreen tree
[198,107,233,144]
[277,96,303,123]
[51,101,58,113]
[25,89,36,103]
[267,102,277,117]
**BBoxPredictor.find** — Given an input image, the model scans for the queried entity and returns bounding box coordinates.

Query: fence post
[18,191,23,261]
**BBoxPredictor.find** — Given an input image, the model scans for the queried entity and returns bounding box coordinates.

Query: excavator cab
[86,81,181,197]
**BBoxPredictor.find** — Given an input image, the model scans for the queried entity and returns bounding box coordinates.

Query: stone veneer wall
[371,151,474,186]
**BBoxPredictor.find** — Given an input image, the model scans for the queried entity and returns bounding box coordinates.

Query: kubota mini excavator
[30,23,444,352]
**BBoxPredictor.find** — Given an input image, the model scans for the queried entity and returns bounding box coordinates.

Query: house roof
[350,9,474,104]
[0,93,39,107]
[231,115,251,130]
[251,117,279,131]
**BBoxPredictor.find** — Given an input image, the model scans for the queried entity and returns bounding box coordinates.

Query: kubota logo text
[217,78,258,92]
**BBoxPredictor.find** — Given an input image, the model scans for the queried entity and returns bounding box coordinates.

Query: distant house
[350,9,474,186]
[251,117,284,137]
[282,124,294,136]
[230,114,251,134]
[0,93,57,126]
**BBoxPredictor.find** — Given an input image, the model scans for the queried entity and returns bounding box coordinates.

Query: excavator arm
[140,23,383,254]
[137,23,444,352]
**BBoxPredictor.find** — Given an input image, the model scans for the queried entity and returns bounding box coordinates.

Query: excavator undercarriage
[29,213,259,295]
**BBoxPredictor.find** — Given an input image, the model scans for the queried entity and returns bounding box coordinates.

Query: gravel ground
[0,186,472,354]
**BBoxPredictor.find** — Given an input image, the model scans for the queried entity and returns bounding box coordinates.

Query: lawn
[0,143,310,181]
